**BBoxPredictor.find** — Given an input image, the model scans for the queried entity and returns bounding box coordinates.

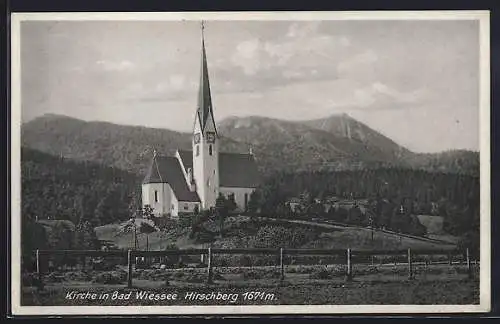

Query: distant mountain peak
[39,113,79,120]
[21,112,479,176]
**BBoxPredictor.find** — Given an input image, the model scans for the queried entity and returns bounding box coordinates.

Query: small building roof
[143,155,200,202]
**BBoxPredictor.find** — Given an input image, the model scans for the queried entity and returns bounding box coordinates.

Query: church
[141,23,260,219]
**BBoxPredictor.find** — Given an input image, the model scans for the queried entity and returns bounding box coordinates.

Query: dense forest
[248,168,480,251]
[20,146,480,262]
[21,147,142,267]
[21,147,140,226]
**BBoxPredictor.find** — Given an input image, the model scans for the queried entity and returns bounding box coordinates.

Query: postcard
[10,10,491,315]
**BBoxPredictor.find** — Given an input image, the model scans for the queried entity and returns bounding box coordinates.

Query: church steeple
[192,20,220,210]
[196,21,216,135]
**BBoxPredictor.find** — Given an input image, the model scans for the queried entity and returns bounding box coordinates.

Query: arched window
[154,190,158,203]
[196,145,200,156]
[209,145,213,156]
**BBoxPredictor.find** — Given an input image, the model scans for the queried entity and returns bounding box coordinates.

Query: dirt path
[256,216,456,247]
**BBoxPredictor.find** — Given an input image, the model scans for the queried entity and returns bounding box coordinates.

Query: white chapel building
[141,24,260,218]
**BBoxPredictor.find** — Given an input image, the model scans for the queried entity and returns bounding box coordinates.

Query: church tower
[193,21,219,210]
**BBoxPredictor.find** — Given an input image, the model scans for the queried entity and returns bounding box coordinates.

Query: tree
[346,205,365,225]
[215,193,228,236]
[226,193,237,213]
[335,207,349,223]
[142,205,155,220]
[248,190,261,215]
[308,202,325,217]
[74,219,99,250]
[74,196,92,224]
[128,192,142,219]
[326,204,337,220]
[139,222,156,234]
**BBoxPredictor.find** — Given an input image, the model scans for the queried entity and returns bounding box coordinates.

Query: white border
[10,10,491,315]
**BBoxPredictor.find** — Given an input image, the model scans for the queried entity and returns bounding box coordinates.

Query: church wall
[220,186,255,212]
[142,183,171,217]
[169,187,179,219]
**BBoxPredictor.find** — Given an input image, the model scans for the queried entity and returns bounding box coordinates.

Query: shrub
[247,225,301,248]
[309,268,331,280]
[91,270,127,284]
[22,272,38,287]
[239,255,253,267]
[309,266,345,279]
[63,270,92,282]
[139,222,156,234]
[45,272,65,283]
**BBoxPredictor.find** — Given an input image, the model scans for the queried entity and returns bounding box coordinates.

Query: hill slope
[21,114,479,176]
[302,113,410,160]
[21,114,249,176]
[21,146,139,226]
[95,215,456,252]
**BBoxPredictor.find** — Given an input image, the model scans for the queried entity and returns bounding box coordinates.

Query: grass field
[22,262,479,306]
[95,215,457,252]
[22,278,479,306]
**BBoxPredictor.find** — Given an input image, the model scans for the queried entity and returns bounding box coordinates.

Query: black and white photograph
[10,11,491,315]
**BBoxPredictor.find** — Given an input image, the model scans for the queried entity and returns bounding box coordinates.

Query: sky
[20,18,481,153]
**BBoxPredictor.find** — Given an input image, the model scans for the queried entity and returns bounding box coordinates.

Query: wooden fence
[33,247,475,289]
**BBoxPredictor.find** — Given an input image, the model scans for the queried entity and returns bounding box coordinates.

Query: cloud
[337,50,379,74]
[226,21,350,85]
[345,82,430,111]
[96,59,135,71]
[286,21,322,38]
[230,39,267,75]
[120,73,195,103]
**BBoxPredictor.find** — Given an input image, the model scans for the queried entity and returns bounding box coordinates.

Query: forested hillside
[20,114,481,259]
[22,114,479,176]
[249,168,480,251]
[21,147,139,226]
[21,114,249,176]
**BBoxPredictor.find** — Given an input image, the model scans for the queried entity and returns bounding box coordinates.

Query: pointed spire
[196,20,215,134]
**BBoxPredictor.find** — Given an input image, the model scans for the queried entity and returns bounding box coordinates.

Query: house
[142,23,260,219]
[286,198,302,213]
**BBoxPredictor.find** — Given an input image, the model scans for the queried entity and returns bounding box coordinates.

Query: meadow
[22,262,479,306]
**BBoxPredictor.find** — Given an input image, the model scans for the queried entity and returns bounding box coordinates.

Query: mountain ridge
[21,113,479,176]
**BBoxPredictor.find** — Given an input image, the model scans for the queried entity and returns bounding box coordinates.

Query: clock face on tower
[206,132,216,144]
[194,133,201,144]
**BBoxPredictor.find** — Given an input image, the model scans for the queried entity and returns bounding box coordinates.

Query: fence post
[35,249,44,291]
[207,247,213,284]
[36,249,40,275]
[280,248,285,282]
[466,248,472,279]
[407,248,413,280]
[345,248,352,281]
[448,253,452,265]
[127,250,133,288]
